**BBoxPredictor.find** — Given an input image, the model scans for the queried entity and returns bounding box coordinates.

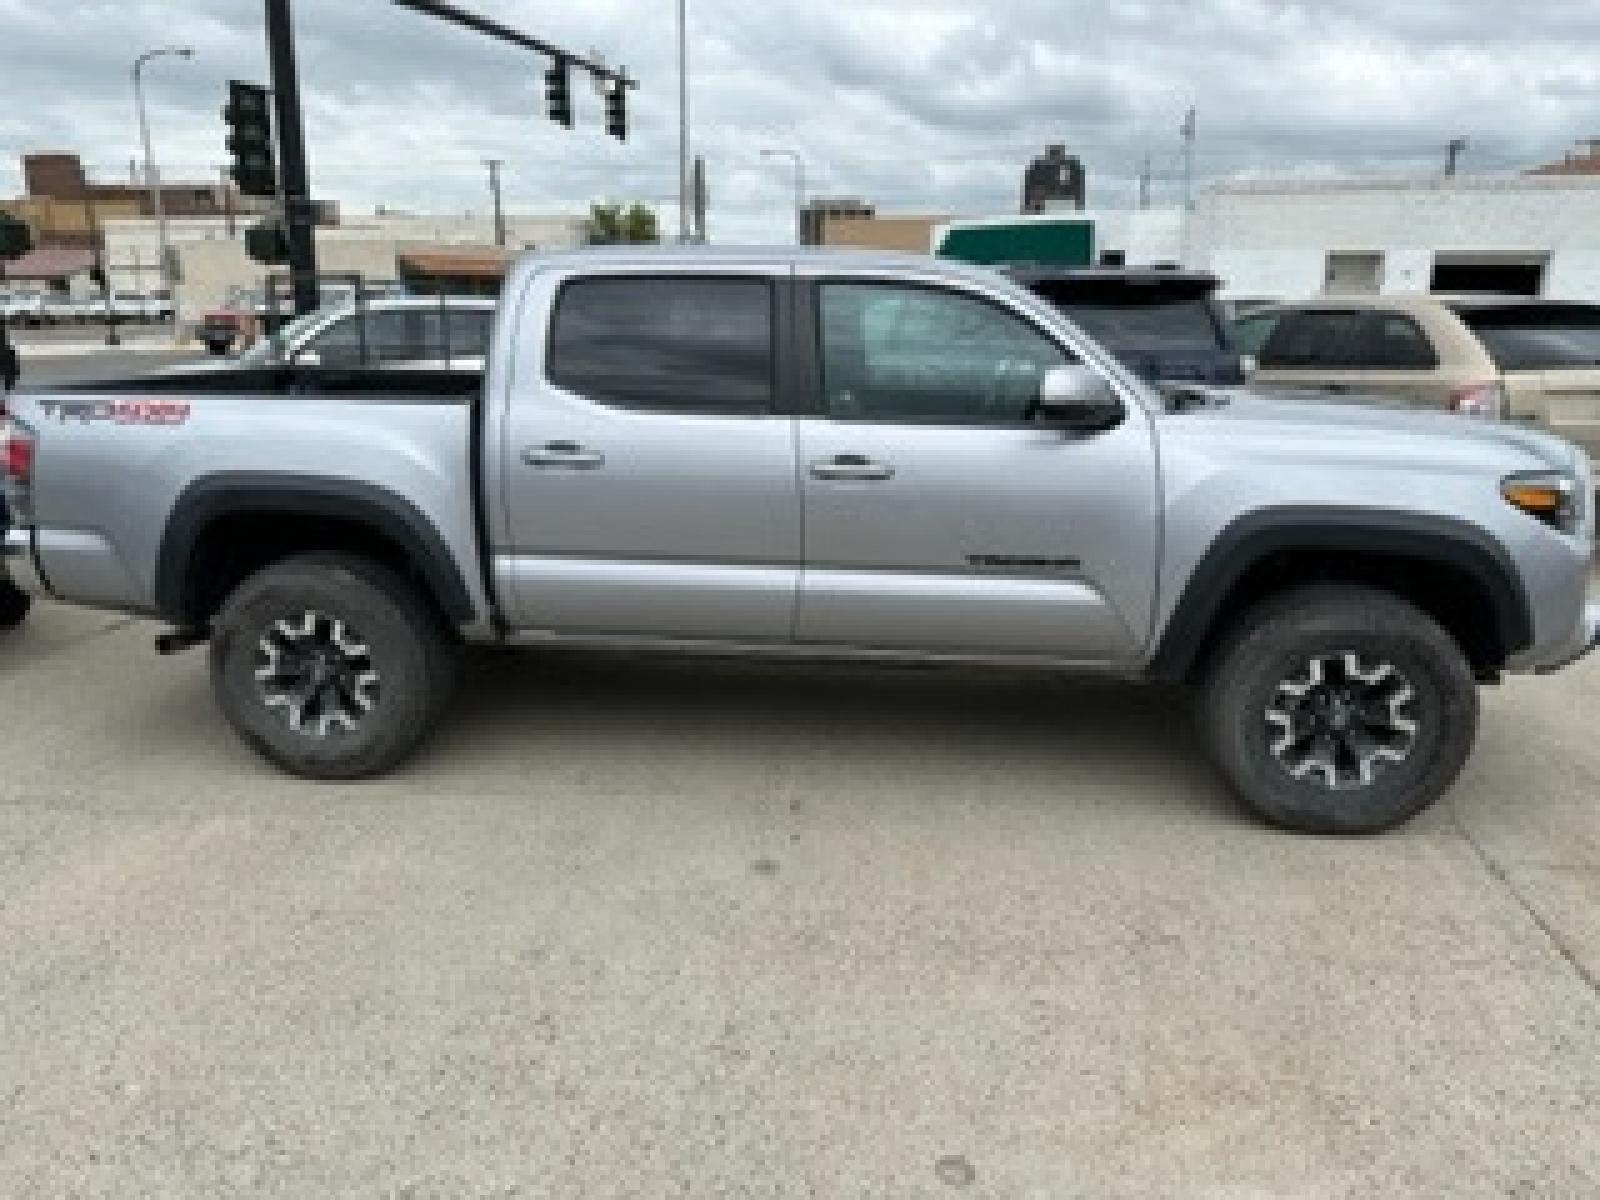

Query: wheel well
[1180,545,1511,682]
[175,511,445,628]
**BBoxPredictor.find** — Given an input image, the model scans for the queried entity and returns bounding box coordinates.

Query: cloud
[2,0,1596,243]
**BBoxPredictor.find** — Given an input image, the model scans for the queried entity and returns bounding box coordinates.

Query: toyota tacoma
[4,249,1596,833]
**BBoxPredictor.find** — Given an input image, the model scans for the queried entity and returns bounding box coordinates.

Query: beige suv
[1244,294,1600,461]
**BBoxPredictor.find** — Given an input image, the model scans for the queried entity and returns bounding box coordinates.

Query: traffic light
[545,59,573,128]
[224,80,277,198]
[604,83,627,141]
[244,219,289,266]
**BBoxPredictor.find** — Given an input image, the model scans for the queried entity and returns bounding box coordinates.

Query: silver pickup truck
[4,248,1597,833]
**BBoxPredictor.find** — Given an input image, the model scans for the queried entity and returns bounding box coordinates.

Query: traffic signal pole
[265,0,318,318]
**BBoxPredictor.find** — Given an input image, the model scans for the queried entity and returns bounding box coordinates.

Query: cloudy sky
[2,0,1596,242]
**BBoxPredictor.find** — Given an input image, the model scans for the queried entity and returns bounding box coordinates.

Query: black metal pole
[484,158,506,247]
[265,0,318,317]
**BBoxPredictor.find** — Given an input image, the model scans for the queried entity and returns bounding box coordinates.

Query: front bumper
[2,526,47,598]
[1537,600,1600,674]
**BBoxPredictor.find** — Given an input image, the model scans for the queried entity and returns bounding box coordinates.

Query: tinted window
[1361,315,1438,369]
[1456,306,1600,371]
[1258,310,1366,368]
[1056,299,1223,352]
[818,283,1068,423]
[1230,311,1281,355]
[446,309,493,358]
[548,278,773,414]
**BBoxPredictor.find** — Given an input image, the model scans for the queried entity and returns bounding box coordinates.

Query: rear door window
[1258,311,1366,369]
[1357,314,1439,369]
[547,277,774,414]
[1455,306,1600,371]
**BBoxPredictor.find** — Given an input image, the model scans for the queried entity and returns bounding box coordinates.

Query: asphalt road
[1,597,1597,1197]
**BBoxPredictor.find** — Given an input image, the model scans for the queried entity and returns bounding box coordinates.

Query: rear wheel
[210,555,458,779]
[1200,584,1478,834]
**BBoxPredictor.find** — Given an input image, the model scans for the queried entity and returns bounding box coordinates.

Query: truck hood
[1159,386,1583,475]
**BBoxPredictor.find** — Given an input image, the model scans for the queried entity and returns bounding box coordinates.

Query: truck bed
[7,366,494,633]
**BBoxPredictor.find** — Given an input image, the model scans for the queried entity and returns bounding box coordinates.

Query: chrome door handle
[808,454,895,481]
[523,441,605,469]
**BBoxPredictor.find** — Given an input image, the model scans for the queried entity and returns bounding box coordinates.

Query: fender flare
[1145,507,1533,680]
[154,472,476,625]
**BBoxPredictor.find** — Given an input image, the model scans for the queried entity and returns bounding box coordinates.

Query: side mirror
[1035,365,1124,431]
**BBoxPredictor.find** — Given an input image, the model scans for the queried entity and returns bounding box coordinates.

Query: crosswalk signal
[604,84,627,141]
[224,80,277,198]
[545,59,573,129]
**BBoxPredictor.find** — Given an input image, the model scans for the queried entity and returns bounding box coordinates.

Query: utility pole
[1445,136,1468,177]
[133,45,193,324]
[483,158,506,246]
[1179,107,1197,266]
[677,0,689,243]
[1180,107,1196,210]
[265,0,319,318]
[690,154,707,243]
[1137,153,1151,210]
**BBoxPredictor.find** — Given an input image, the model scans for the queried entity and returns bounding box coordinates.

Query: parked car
[2,292,43,326]
[1006,266,1248,386]
[235,296,495,371]
[4,249,1595,833]
[1245,294,1600,463]
[40,294,99,325]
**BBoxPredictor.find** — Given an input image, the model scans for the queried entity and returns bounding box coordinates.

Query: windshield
[237,309,338,365]
[1457,306,1600,371]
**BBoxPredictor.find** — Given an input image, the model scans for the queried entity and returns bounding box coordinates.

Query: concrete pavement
[1,599,1597,1197]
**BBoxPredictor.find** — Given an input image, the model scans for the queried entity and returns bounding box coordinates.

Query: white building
[1009,174,1600,305]
[1190,173,1600,302]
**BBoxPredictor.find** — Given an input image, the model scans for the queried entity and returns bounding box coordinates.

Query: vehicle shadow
[420,646,1240,825]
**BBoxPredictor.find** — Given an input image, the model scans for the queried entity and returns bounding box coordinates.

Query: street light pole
[132,45,193,322]
[677,0,689,243]
[761,149,805,245]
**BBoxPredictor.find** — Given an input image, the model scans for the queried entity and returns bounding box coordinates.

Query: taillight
[2,422,33,484]
[1448,380,1506,418]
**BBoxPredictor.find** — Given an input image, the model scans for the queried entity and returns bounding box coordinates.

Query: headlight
[1501,471,1580,534]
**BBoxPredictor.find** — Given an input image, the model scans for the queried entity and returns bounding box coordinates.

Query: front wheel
[210,555,459,779]
[1200,584,1479,834]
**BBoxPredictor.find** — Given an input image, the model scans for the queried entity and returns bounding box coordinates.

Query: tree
[586,202,660,245]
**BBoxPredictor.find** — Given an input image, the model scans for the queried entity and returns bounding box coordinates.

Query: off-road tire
[1200,584,1478,834]
[0,578,30,630]
[210,554,459,779]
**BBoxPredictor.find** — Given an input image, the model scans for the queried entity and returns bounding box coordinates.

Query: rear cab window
[1453,304,1600,372]
[547,276,775,414]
